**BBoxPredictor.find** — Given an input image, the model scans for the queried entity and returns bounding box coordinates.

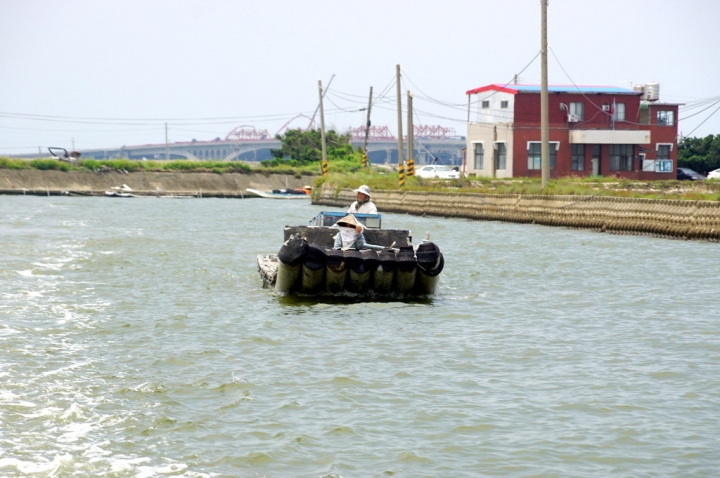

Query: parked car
[415,165,460,179]
[676,167,705,180]
[707,168,720,180]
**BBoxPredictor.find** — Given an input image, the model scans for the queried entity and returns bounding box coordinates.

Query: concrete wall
[315,186,720,242]
[0,170,311,198]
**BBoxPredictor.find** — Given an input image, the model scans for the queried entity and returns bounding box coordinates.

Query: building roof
[466,84,641,96]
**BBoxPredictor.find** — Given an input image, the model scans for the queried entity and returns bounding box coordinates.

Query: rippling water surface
[1,196,719,477]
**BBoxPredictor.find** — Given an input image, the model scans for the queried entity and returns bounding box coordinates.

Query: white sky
[1,0,718,155]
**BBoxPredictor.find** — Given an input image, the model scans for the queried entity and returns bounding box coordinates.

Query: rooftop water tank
[644,82,660,102]
[633,84,645,94]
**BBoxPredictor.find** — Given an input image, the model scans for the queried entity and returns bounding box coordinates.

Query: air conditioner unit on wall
[602,104,610,112]
[567,114,579,123]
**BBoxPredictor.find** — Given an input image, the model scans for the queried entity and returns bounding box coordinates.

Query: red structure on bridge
[349,125,396,141]
[225,124,459,142]
[225,126,271,142]
[348,125,457,141]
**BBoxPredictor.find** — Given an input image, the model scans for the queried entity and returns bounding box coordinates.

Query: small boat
[104,184,138,198]
[246,187,311,199]
[256,211,444,299]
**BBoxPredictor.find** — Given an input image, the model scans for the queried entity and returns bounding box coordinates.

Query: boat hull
[246,188,310,199]
[258,236,444,299]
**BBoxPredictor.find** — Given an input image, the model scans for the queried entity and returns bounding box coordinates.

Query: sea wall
[315,186,720,241]
[0,169,310,197]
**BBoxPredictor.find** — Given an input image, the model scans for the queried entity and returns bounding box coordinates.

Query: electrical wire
[684,103,720,137]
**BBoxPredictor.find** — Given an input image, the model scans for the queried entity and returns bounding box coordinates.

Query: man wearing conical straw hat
[333,214,367,250]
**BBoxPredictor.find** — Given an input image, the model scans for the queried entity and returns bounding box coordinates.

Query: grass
[3,155,720,201]
[317,168,720,201]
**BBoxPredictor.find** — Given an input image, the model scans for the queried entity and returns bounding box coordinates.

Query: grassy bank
[4,156,720,201]
[316,170,720,201]
[0,156,322,177]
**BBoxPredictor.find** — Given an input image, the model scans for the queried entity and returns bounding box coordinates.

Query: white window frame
[526,141,560,151]
[656,160,673,172]
[657,110,675,126]
[612,103,626,122]
[655,143,673,173]
[494,141,507,170]
[569,102,584,121]
[481,100,490,109]
[526,141,559,170]
[472,141,485,170]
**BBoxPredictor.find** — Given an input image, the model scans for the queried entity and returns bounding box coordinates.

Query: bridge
[76,125,466,166]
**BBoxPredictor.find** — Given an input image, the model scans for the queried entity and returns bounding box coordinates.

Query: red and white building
[464,83,680,179]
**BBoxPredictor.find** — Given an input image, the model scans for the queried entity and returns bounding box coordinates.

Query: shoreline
[0,169,310,198]
[314,185,720,242]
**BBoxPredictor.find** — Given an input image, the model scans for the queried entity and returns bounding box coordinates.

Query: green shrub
[0,157,29,170]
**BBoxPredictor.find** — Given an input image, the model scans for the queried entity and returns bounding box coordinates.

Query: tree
[678,134,720,174]
[265,128,358,166]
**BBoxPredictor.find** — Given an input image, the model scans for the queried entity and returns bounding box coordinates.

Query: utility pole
[318,80,328,177]
[396,64,405,186]
[540,0,550,188]
[165,122,169,161]
[362,86,373,168]
[406,91,415,176]
[309,74,335,129]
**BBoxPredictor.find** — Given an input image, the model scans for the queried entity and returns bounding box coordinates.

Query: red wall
[510,92,678,179]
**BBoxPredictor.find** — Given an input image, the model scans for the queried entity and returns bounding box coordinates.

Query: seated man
[333,214,366,250]
[332,214,387,251]
[348,184,377,214]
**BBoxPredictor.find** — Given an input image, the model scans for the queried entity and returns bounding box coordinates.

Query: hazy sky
[1,0,718,155]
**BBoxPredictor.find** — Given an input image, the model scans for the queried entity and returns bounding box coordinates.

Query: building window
[526,142,558,170]
[609,144,633,171]
[495,142,507,170]
[500,101,509,109]
[571,144,585,171]
[569,102,584,121]
[612,103,626,122]
[656,144,673,172]
[473,143,484,169]
[481,100,490,109]
[657,110,675,126]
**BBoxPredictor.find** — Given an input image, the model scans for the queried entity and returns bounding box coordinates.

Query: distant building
[464,83,680,179]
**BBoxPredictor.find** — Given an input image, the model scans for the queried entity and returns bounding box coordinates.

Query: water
[1,196,719,477]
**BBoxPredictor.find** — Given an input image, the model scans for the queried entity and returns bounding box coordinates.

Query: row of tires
[274,236,445,297]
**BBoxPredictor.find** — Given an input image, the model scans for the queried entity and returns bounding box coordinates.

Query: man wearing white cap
[347,184,377,214]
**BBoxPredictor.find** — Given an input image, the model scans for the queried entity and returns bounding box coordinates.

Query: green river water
[1,196,719,477]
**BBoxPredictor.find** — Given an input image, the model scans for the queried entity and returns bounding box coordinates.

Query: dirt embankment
[315,185,720,242]
[0,169,313,197]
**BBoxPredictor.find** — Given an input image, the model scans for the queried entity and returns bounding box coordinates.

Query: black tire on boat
[372,249,396,294]
[324,248,347,293]
[277,235,307,266]
[300,243,327,294]
[303,243,327,271]
[395,246,417,294]
[416,242,444,277]
[344,250,372,293]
